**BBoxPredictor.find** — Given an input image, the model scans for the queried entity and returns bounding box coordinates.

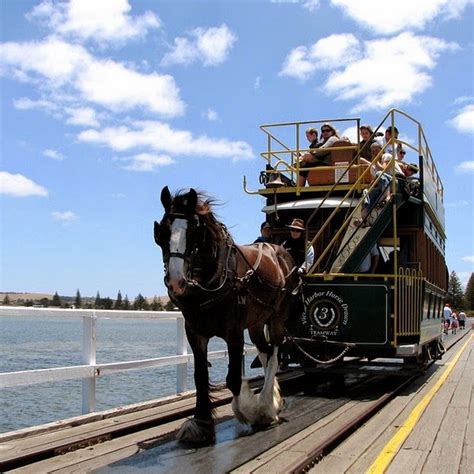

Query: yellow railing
[396,268,424,338]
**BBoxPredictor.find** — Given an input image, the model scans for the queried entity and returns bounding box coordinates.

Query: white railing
[0,307,257,414]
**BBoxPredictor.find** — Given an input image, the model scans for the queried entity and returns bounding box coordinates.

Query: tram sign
[301,283,389,345]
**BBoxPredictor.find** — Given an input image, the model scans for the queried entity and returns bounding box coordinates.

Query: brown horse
[153,187,298,445]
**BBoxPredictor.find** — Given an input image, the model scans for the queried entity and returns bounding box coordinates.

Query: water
[0,315,259,433]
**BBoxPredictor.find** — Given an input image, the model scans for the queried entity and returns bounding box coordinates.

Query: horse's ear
[160,186,171,213]
[185,188,198,213]
[154,221,161,246]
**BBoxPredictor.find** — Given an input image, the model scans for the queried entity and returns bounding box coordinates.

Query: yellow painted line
[367,333,473,474]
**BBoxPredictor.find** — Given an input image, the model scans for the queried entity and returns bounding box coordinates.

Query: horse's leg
[225,331,249,424]
[257,345,283,421]
[176,326,215,445]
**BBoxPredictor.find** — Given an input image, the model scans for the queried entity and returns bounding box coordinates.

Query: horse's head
[154,186,203,297]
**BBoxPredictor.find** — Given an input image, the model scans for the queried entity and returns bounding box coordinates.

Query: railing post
[82,311,97,414]
[176,315,188,393]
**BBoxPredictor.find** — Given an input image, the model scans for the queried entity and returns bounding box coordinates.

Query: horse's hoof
[176,418,215,446]
[251,416,281,431]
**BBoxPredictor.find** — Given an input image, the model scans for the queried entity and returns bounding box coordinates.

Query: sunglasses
[321,129,332,133]
[399,151,406,155]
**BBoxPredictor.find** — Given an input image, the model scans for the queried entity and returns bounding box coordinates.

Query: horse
[153,186,298,446]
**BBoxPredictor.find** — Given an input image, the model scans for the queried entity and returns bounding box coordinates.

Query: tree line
[2,271,474,313]
[1,289,177,311]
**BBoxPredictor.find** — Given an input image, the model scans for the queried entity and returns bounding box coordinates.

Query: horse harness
[163,211,296,311]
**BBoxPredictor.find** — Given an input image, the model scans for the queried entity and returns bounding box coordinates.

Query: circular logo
[308,298,341,330]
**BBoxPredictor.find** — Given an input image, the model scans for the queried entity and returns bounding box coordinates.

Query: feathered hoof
[176,418,215,446]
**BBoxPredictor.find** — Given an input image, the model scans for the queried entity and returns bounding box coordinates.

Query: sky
[1,0,473,300]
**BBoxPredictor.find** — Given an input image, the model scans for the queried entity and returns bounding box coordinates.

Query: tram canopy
[262,196,356,214]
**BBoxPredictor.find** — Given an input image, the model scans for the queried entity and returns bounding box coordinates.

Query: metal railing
[0,307,257,414]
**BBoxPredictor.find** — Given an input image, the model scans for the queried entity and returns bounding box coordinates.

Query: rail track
[1,333,467,473]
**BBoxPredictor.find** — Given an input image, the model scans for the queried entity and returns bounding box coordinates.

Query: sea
[0,314,259,434]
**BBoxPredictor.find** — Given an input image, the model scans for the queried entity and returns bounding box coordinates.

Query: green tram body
[248,109,447,371]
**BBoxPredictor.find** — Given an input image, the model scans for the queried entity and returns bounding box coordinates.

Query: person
[384,125,399,155]
[354,158,419,227]
[358,124,376,160]
[298,123,339,187]
[443,303,452,334]
[357,244,379,273]
[282,218,314,273]
[254,221,272,243]
[458,310,466,329]
[451,311,458,334]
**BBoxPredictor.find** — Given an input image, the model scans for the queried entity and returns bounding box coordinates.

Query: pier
[1,319,471,473]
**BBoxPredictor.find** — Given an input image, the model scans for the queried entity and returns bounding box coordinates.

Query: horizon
[1,0,473,298]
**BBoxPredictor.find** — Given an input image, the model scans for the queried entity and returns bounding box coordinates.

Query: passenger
[298,124,339,187]
[443,303,452,334]
[355,151,416,227]
[451,311,458,334]
[254,221,272,243]
[458,310,466,329]
[356,244,379,273]
[297,127,319,187]
[282,218,315,274]
[358,124,376,160]
[384,126,399,155]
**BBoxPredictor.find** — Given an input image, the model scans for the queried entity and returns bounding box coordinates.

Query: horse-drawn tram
[245,108,448,374]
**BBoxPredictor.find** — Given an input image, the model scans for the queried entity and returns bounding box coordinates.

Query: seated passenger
[358,124,376,160]
[384,126,399,155]
[354,161,419,227]
[298,123,339,187]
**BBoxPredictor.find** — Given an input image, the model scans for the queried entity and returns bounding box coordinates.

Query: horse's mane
[172,189,228,244]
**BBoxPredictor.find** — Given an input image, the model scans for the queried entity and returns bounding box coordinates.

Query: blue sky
[1,0,473,299]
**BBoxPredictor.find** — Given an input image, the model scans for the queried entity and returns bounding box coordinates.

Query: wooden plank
[420,406,467,473]
[312,346,463,473]
[0,391,197,443]
[0,390,232,467]
[232,400,360,472]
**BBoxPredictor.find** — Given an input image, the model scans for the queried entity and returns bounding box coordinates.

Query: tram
[244,109,447,373]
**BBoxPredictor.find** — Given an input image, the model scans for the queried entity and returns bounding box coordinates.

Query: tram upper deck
[244,109,447,291]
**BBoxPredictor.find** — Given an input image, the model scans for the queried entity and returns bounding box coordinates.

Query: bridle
[162,211,234,295]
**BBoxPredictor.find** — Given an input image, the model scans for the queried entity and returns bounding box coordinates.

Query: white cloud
[13,96,58,113]
[281,32,458,112]
[255,76,262,90]
[65,106,100,127]
[450,104,474,134]
[121,153,176,172]
[302,0,321,11]
[43,149,65,161]
[0,37,185,117]
[203,108,219,121]
[0,171,48,197]
[51,211,78,221]
[330,0,471,35]
[162,24,237,67]
[456,161,474,173]
[78,120,254,162]
[28,0,160,45]
[270,0,320,9]
[280,33,361,80]
[462,256,474,264]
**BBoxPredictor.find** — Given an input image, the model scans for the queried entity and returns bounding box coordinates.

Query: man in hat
[282,218,314,273]
[254,221,272,243]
